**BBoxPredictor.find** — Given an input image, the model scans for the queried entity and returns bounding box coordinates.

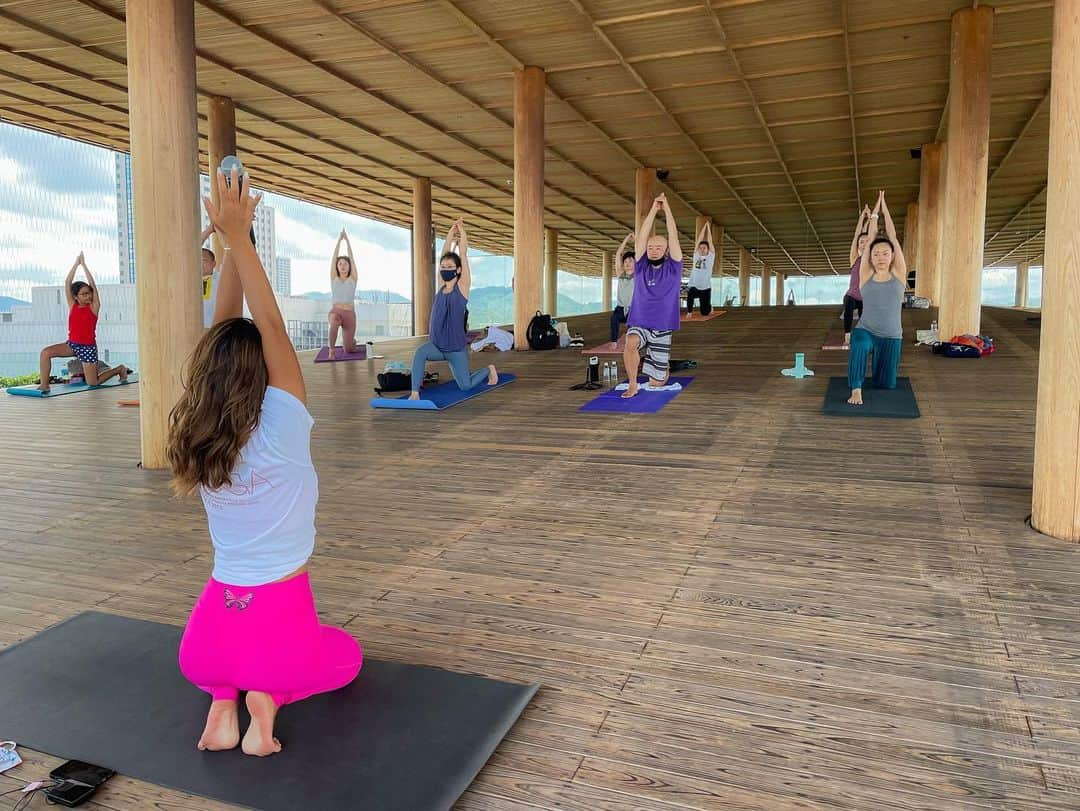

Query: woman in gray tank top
[847,191,907,406]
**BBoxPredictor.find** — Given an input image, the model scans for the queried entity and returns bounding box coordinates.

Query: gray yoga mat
[822,376,921,418]
[0,612,537,811]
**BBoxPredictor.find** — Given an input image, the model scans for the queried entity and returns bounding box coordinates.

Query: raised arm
[850,205,869,265]
[635,199,661,259]
[200,223,215,246]
[212,247,243,325]
[343,231,357,281]
[879,193,907,282]
[63,254,80,307]
[80,256,101,315]
[439,221,459,261]
[615,232,633,273]
[457,219,472,298]
[859,196,881,287]
[330,231,344,280]
[703,221,715,255]
[204,169,305,403]
[661,196,682,263]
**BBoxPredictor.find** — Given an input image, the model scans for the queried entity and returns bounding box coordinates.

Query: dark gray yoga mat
[823,376,920,418]
[0,612,537,811]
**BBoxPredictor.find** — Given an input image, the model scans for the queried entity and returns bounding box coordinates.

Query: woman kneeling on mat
[37,253,129,394]
[328,230,359,354]
[848,190,906,406]
[409,219,497,400]
[171,167,362,756]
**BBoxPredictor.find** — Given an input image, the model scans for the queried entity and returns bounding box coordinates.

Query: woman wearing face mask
[37,253,130,393]
[843,206,871,346]
[409,219,497,400]
[327,230,359,354]
[847,191,907,406]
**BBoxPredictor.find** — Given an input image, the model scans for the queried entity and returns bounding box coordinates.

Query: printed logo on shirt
[205,469,273,507]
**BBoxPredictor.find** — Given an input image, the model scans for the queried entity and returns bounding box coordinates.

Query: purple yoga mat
[579,376,694,414]
[314,346,367,363]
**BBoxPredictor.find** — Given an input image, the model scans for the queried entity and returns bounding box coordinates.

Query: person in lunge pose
[408,219,498,400]
[842,205,871,345]
[327,230,359,354]
[172,166,362,757]
[622,193,683,399]
[685,221,715,317]
[847,191,906,406]
[37,254,129,393]
[608,232,635,345]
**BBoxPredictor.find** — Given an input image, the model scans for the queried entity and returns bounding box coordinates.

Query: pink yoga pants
[179,572,362,707]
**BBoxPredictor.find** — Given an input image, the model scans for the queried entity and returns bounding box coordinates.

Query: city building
[275,256,291,297]
[115,152,135,285]
[198,174,276,275]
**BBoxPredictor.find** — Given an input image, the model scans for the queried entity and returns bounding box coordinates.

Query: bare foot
[36,383,50,394]
[621,382,639,399]
[847,388,863,406]
[487,365,498,385]
[843,334,851,346]
[119,366,129,383]
[408,392,420,401]
[198,699,239,751]
[242,691,282,757]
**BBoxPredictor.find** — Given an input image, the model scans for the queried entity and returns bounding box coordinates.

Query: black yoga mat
[0,612,537,811]
[822,376,920,419]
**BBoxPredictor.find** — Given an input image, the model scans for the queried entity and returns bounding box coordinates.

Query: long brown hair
[167,318,269,495]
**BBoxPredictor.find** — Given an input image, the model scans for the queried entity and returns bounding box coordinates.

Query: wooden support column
[904,201,920,284]
[635,168,655,236]
[207,96,235,262]
[916,142,946,303]
[1015,261,1030,308]
[938,5,994,339]
[714,226,725,283]
[126,0,201,469]
[1032,0,1080,541]
[544,227,558,315]
[760,265,771,306]
[775,270,785,305]
[412,178,433,335]
[513,66,544,350]
[738,247,751,305]
[601,251,612,311]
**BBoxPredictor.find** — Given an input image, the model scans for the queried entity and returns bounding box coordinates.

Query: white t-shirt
[687,252,715,290]
[201,386,318,586]
[202,270,220,328]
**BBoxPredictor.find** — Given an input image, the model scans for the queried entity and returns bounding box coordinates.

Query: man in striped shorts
[622,192,683,398]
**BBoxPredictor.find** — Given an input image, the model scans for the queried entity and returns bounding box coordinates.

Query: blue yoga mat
[371,373,515,410]
[579,375,693,414]
[7,374,138,398]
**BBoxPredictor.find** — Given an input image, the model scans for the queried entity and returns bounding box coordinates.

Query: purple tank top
[845,257,862,300]
[429,285,468,352]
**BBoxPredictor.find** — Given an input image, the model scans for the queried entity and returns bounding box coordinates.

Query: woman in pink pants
[169,165,362,757]
[327,229,359,353]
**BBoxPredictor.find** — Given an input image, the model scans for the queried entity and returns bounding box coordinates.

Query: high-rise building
[275,257,291,296]
[115,153,135,284]
[199,174,276,277]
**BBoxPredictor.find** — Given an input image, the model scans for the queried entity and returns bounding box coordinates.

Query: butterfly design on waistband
[223,588,254,610]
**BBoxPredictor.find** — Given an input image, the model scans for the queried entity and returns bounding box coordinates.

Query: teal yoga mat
[7,374,138,398]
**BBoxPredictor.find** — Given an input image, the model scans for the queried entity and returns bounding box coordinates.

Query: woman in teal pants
[848,190,907,406]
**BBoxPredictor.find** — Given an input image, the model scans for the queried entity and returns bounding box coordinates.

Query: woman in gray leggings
[409,220,498,399]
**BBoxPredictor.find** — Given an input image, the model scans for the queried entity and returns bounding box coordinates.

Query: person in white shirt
[685,221,715,317]
[171,166,362,758]
[328,230,359,353]
[609,232,636,345]
[200,224,221,329]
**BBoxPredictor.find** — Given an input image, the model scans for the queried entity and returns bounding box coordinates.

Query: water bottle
[930,320,938,334]
[602,362,611,383]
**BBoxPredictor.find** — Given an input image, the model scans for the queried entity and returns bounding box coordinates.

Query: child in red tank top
[36,253,131,394]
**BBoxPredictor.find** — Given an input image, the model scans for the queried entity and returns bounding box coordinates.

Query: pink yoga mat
[681,309,726,323]
[314,346,367,363]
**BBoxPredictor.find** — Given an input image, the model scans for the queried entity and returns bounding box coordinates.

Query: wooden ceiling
[0,0,1053,276]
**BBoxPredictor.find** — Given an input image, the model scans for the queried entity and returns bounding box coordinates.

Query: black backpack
[375,371,438,394]
[527,311,559,350]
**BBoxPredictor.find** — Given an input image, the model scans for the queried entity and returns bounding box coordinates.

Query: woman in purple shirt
[409,219,498,399]
[843,205,872,346]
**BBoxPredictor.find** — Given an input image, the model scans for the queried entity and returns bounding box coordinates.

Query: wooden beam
[514,67,544,350]
[840,1,862,213]
[126,0,202,469]
[545,227,558,315]
[412,178,433,336]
